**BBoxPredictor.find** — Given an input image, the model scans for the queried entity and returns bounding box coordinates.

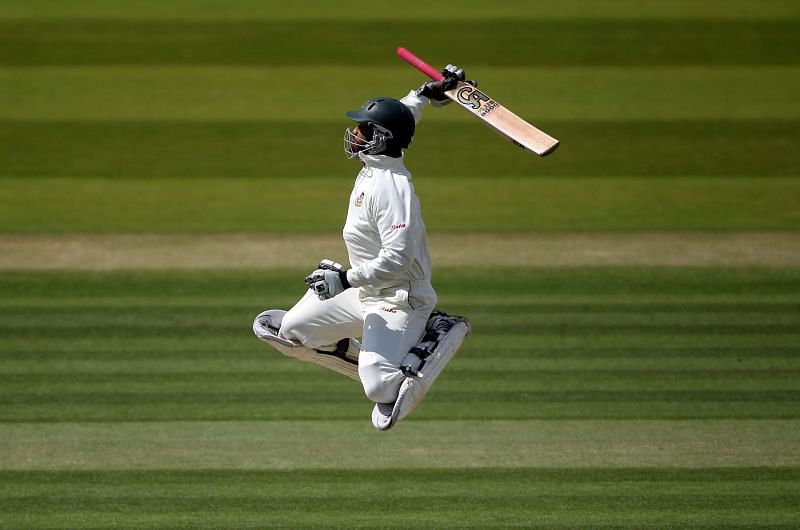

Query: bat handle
[396,47,444,81]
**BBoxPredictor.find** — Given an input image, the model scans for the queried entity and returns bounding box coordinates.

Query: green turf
[1,120,798,179]
[2,19,800,67]
[0,468,797,528]
[3,420,799,470]
[2,1,799,527]
[2,176,798,233]
[2,7,799,235]
[2,0,799,20]
[4,67,799,122]
[1,268,798,422]
[4,268,795,527]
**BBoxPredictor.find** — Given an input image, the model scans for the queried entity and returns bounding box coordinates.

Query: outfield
[1,0,799,527]
[1,269,799,526]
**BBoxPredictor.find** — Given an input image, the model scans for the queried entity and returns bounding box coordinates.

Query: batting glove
[417,78,458,102]
[416,64,478,107]
[304,259,352,300]
[442,64,478,88]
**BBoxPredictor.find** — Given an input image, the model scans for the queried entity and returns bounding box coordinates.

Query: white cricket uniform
[279,90,438,404]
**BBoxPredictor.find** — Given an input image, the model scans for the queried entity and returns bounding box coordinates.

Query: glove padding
[416,64,478,107]
[417,77,458,102]
[304,259,351,300]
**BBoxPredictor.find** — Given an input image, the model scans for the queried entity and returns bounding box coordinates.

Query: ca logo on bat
[456,85,497,116]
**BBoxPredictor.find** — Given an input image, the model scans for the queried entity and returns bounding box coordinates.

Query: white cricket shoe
[371,402,395,431]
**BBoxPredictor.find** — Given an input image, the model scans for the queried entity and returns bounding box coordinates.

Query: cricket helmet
[344,97,415,158]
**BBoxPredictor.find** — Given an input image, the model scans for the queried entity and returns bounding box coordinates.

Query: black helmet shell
[346,97,415,149]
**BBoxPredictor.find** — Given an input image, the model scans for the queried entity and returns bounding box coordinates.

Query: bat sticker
[456,86,489,108]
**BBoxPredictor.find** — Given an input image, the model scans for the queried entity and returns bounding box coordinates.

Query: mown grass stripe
[3,354,800,374]
[2,268,798,297]
[3,369,799,389]
[3,389,799,403]
[1,177,798,232]
[5,466,797,483]
[3,345,799,362]
[0,467,797,528]
[6,301,800,314]
[3,305,798,328]
[3,336,798,357]
[1,421,798,467]
[3,66,799,122]
[0,493,796,518]
[0,468,796,529]
[2,120,797,178]
[2,323,797,340]
[3,358,797,390]
[2,20,799,66]
[3,401,798,422]
[4,292,800,306]
[2,0,799,20]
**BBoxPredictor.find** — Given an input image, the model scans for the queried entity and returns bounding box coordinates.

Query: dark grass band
[1,120,798,178]
[2,19,800,67]
[1,468,798,527]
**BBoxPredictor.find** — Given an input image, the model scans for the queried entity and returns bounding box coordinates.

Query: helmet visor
[343,124,392,159]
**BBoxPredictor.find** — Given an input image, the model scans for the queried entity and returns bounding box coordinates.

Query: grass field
[2,0,800,527]
[2,269,800,527]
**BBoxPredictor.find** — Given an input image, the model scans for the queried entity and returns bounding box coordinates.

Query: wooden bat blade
[445,81,559,156]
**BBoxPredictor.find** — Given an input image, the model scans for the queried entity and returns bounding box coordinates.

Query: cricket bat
[397,47,559,156]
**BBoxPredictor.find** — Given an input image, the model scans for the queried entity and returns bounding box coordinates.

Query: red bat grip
[396,47,444,81]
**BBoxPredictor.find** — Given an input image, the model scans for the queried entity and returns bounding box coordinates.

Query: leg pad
[253,309,361,382]
[372,311,470,431]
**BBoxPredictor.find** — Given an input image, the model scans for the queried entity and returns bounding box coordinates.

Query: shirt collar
[359,153,408,172]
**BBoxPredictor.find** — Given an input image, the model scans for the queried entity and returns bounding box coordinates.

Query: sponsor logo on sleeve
[355,192,365,207]
[390,223,407,231]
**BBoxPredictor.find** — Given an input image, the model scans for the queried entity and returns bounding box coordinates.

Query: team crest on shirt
[355,192,365,207]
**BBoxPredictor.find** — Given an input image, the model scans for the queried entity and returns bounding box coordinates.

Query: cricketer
[254,64,472,431]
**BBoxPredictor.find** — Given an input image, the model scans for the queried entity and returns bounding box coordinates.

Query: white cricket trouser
[279,281,437,404]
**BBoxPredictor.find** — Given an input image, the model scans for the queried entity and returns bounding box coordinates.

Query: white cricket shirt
[343,91,433,294]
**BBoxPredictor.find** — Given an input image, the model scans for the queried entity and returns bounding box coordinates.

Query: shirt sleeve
[400,89,429,124]
[346,174,418,288]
